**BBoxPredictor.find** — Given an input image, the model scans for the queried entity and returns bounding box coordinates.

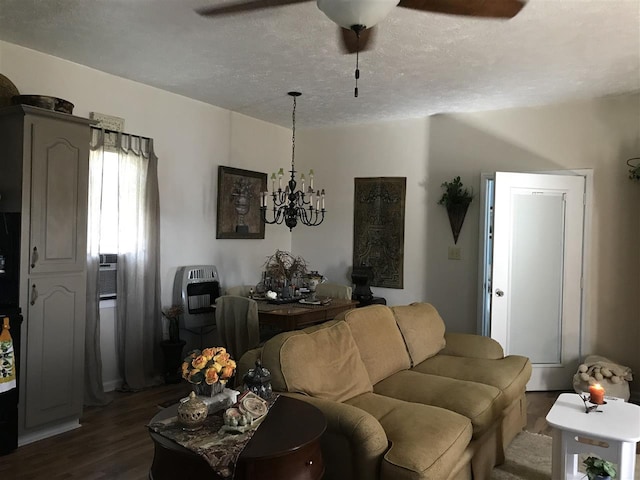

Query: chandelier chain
[291,95,296,171]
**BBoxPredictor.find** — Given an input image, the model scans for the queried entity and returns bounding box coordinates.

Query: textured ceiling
[0,0,638,128]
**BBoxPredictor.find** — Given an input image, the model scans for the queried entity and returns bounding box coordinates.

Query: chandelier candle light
[261,92,326,231]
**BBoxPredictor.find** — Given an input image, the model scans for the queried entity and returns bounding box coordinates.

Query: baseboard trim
[103,379,122,392]
[18,420,81,446]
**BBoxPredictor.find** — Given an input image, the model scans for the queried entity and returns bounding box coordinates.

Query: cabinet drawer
[236,439,324,480]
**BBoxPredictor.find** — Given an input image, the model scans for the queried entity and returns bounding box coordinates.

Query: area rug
[491,431,640,479]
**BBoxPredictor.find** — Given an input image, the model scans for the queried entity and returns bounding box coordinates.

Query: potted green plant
[583,455,616,480]
[160,305,186,384]
[438,176,473,244]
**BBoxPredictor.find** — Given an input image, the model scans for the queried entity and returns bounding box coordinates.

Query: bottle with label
[0,317,16,393]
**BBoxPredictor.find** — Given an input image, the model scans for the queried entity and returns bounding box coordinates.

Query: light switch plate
[448,246,461,260]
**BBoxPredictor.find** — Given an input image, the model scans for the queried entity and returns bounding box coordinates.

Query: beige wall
[296,93,640,383]
[0,40,291,307]
[3,40,639,390]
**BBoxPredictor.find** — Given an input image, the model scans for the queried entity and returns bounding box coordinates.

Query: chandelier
[260,92,326,231]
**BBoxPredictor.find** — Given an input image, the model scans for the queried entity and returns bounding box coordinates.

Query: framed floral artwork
[216,166,267,239]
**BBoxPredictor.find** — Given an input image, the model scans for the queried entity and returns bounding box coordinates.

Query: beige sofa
[238,303,532,480]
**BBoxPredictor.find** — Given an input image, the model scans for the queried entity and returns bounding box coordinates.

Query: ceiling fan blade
[397,0,526,18]
[339,26,376,54]
[197,0,310,16]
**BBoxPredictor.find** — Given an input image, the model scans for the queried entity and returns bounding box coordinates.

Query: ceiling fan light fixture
[317,0,399,29]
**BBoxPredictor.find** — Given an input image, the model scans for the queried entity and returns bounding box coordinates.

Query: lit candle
[309,169,314,189]
[316,190,320,211]
[321,189,325,210]
[271,172,276,191]
[300,173,305,192]
[309,190,314,208]
[278,168,284,190]
[589,383,605,404]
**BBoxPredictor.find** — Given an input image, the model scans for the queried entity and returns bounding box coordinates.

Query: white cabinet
[28,117,88,274]
[0,105,91,442]
[24,275,86,429]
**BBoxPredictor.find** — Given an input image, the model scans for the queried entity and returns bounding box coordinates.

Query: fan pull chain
[354,30,360,98]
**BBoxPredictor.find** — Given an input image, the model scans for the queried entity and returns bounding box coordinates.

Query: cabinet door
[28,117,89,274]
[24,275,86,429]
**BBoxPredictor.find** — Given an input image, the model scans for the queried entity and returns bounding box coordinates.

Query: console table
[148,395,326,480]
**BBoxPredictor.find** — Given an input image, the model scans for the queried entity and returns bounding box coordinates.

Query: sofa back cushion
[391,302,446,365]
[261,320,340,392]
[341,305,411,384]
[278,321,373,402]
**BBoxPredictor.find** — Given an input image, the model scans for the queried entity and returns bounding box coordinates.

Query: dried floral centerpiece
[182,347,236,396]
[263,250,308,294]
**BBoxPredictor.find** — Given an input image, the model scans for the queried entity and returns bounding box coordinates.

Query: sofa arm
[282,392,388,480]
[441,332,504,359]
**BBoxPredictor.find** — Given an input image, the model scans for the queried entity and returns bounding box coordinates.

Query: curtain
[85,128,162,403]
[85,137,109,406]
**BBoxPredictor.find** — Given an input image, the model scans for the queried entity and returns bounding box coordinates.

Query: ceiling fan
[197,0,526,53]
[197,0,526,96]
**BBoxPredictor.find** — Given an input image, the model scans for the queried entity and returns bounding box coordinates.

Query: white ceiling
[0,0,638,128]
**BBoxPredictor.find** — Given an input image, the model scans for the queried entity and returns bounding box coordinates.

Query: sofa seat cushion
[391,303,446,365]
[346,392,473,480]
[374,370,504,437]
[342,305,412,384]
[412,354,532,406]
[279,321,373,402]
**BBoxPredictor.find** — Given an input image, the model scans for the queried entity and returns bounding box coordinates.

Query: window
[97,151,119,254]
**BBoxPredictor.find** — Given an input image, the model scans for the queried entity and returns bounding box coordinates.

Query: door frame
[477,169,594,369]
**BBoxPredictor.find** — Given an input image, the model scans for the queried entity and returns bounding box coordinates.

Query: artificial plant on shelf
[583,455,616,480]
[438,176,473,244]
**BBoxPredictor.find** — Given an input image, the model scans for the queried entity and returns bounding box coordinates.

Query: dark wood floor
[0,382,192,480]
[0,386,562,479]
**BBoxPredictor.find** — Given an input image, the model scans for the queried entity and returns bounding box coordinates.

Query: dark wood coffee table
[148,395,326,480]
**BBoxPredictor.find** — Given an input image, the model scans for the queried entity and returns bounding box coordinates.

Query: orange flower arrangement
[181,347,236,386]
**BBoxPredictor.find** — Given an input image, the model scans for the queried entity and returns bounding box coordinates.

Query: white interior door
[490,172,585,391]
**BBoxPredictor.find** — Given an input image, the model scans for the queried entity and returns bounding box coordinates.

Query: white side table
[546,393,640,480]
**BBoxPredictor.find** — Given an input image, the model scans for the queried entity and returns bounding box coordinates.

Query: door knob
[495,289,504,297]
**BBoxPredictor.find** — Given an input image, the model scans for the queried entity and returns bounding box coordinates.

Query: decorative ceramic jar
[305,271,323,301]
[177,392,208,431]
[243,359,273,400]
